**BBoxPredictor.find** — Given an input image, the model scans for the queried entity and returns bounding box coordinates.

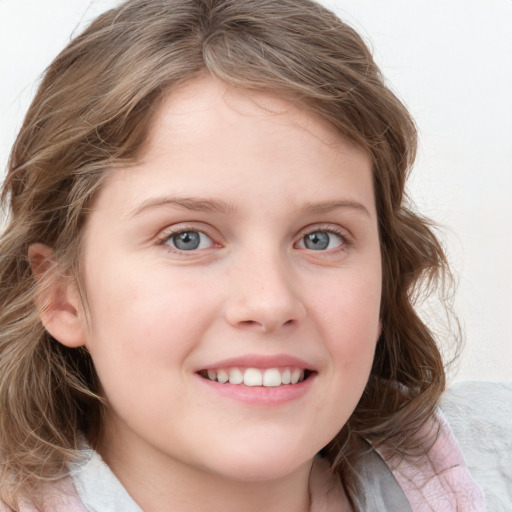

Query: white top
[2,381,509,511]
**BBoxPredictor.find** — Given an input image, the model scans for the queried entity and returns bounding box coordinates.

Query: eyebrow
[129,196,371,218]
[302,200,371,217]
[129,196,235,218]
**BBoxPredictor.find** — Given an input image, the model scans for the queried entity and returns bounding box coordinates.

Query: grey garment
[67,381,512,511]
[70,449,142,512]
[440,380,512,512]
[70,446,410,512]
[351,447,412,512]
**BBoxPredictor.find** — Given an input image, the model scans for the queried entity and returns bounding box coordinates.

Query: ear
[28,243,86,348]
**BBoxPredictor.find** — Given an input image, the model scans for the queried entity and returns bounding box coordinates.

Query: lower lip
[196,373,316,406]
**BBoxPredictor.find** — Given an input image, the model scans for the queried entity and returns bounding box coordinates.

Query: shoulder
[440,380,512,512]
[0,479,87,512]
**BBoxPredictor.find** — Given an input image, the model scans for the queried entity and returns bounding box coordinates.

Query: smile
[198,367,311,387]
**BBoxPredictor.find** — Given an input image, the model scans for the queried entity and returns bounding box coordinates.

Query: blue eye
[165,230,213,251]
[299,230,343,251]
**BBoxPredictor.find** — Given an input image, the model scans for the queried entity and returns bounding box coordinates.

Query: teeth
[244,368,263,386]
[263,368,282,387]
[290,369,302,385]
[217,369,229,384]
[229,368,243,385]
[202,367,308,386]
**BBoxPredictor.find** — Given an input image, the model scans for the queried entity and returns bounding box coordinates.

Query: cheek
[314,267,381,335]
[82,264,218,372]
[312,268,381,383]
[304,272,380,450]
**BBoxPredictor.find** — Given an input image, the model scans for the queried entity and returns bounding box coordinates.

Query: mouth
[197,367,314,387]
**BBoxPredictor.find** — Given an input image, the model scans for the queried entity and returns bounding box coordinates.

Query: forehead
[144,76,363,159]
[91,76,374,220]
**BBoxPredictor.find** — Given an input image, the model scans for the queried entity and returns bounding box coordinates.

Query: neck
[98,435,312,512]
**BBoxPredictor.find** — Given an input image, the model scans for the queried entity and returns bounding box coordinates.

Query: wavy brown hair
[0,0,456,507]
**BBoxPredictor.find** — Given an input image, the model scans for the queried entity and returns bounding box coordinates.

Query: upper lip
[196,354,315,372]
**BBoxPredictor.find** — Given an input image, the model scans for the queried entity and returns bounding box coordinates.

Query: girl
[0,0,488,510]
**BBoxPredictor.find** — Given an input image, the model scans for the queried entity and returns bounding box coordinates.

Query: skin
[35,76,382,512]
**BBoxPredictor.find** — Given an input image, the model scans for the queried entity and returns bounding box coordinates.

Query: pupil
[304,231,329,250]
[173,231,200,250]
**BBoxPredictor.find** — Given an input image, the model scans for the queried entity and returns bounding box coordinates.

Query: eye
[163,230,213,251]
[297,230,344,251]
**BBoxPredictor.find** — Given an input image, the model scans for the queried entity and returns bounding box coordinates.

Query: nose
[223,251,307,333]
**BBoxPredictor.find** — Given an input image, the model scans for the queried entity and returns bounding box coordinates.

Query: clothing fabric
[68,410,487,512]
[70,450,141,512]
[439,380,512,511]
[2,381,510,511]
[373,409,485,511]
[69,448,412,512]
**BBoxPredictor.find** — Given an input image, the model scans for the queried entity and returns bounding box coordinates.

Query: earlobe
[28,243,86,348]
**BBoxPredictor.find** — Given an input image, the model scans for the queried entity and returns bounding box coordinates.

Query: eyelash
[157,225,217,255]
[156,224,351,255]
[296,225,351,252]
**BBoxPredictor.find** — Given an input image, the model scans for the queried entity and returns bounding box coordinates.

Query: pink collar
[376,409,486,511]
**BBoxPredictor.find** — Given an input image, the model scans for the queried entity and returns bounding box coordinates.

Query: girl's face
[72,77,381,486]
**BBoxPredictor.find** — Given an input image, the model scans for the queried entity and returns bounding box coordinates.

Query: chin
[199,439,316,483]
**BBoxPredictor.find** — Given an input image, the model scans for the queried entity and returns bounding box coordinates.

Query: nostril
[239,320,259,328]
[224,296,306,332]
[237,317,296,333]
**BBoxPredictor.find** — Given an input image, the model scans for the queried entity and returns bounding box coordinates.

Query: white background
[1,0,511,382]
